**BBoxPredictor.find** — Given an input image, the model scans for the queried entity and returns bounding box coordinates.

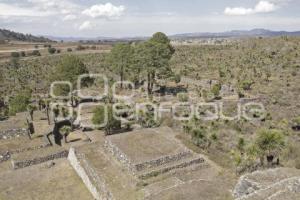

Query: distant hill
[0,29,53,43]
[45,35,116,42]
[170,29,300,39]
[46,35,147,43]
[46,29,300,42]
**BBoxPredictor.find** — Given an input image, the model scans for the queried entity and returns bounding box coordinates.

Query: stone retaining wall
[68,147,114,200]
[0,128,27,140]
[12,150,68,169]
[0,143,51,163]
[104,138,195,175]
[104,139,132,171]
[68,148,102,200]
[139,157,205,179]
[0,151,10,162]
[134,151,193,172]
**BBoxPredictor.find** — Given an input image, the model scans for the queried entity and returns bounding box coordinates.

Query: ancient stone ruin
[68,127,207,200]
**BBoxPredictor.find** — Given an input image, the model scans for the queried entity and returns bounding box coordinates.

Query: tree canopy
[134,32,174,94]
[107,43,134,88]
[51,55,89,96]
[9,89,31,116]
[92,104,121,135]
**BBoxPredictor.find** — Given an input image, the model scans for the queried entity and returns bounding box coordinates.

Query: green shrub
[92,104,121,134]
[211,83,221,97]
[210,133,218,141]
[137,104,159,128]
[240,80,253,90]
[92,106,106,126]
[31,50,41,56]
[51,55,89,96]
[9,90,31,116]
[237,137,245,152]
[293,117,300,126]
[11,52,20,58]
[295,159,300,169]
[255,128,285,165]
[218,67,226,78]
[76,45,85,51]
[20,51,26,57]
[174,74,181,83]
[177,92,189,102]
[192,128,209,148]
[48,47,56,54]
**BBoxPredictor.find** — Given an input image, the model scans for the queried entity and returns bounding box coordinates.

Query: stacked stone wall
[134,151,193,172]
[139,157,205,179]
[68,147,114,200]
[0,128,27,140]
[12,150,68,169]
[104,139,132,171]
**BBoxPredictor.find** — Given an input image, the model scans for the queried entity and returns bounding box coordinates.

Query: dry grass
[0,158,93,200]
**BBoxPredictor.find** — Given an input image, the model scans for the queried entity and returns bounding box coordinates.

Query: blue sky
[0,0,299,37]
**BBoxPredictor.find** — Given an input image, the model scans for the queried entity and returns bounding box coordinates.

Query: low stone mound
[104,127,205,178]
[233,168,300,200]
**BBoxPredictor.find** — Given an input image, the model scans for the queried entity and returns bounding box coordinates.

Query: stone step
[133,150,194,172]
[137,154,205,180]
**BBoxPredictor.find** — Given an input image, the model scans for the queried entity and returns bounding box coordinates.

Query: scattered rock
[45,161,56,168]
[233,168,300,200]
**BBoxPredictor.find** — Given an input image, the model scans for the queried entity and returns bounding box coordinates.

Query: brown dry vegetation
[0,36,299,199]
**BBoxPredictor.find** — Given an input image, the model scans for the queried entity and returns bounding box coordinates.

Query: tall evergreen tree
[107,43,134,88]
[135,32,174,94]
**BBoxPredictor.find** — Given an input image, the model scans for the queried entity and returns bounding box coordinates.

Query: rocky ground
[234,168,300,200]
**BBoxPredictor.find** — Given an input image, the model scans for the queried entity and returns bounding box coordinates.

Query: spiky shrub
[255,128,285,165]
[60,125,71,143]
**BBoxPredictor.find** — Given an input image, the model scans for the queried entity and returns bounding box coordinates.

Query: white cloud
[224,1,278,16]
[0,3,50,17]
[255,1,277,12]
[27,0,80,14]
[82,3,125,19]
[0,0,81,18]
[79,21,93,30]
[63,14,77,21]
[224,7,254,15]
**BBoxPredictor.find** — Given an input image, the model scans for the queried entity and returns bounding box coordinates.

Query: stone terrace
[68,127,236,200]
[104,127,205,179]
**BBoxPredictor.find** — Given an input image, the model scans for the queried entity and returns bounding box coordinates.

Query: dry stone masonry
[104,129,206,179]
[68,147,114,200]
[233,168,300,200]
[12,150,69,169]
[0,128,27,140]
